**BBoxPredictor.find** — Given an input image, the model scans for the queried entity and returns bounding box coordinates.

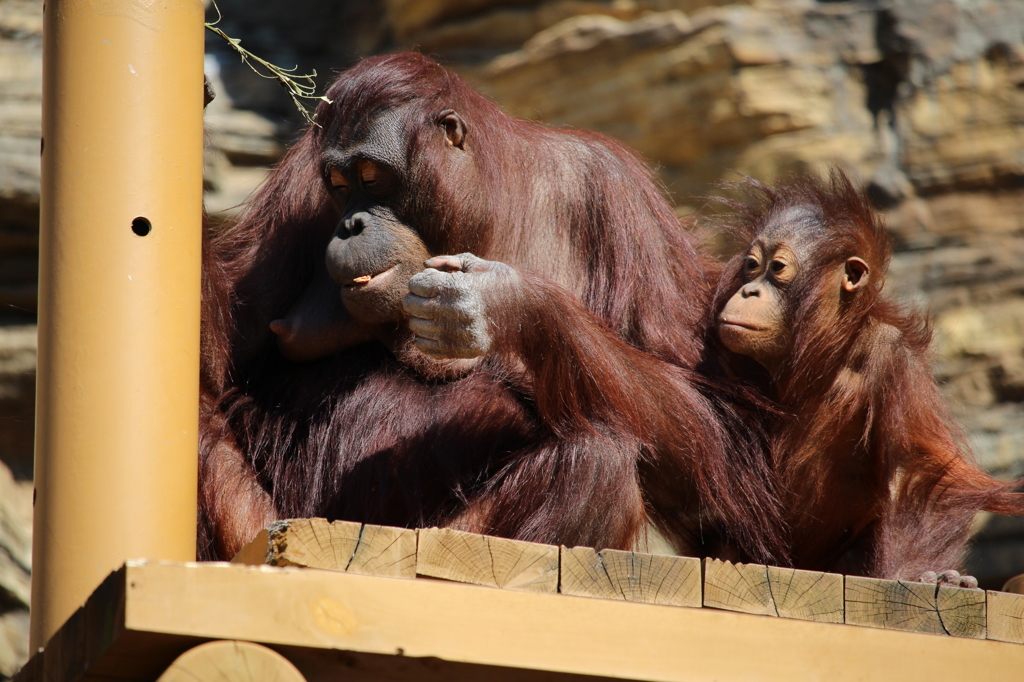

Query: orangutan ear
[842,257,870,293]
[438,109,467,149]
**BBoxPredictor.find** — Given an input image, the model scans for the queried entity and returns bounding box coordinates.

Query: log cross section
[415,527,559,593]
[560,546,701,607]
[703,558,844,623]
[225,519,1024,642]
[845,576,986,639]
[987,590,1024,644]
[231,518,416,579]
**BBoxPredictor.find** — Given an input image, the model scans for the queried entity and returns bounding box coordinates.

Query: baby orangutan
[713,169,1024,586]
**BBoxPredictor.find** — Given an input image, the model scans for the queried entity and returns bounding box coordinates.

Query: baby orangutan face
[717,241,797,372]
[717,206,870,374]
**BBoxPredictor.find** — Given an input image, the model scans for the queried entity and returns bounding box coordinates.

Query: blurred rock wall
[0,3,39,676]
[1,0,1023,674]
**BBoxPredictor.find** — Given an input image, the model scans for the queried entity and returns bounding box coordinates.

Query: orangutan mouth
[719,319,763,332]
[343,265,398,289]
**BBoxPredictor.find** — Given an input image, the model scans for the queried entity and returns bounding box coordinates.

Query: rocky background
[1,0,1023,674]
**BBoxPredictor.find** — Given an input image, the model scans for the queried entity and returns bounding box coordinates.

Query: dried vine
[205,0,330,125]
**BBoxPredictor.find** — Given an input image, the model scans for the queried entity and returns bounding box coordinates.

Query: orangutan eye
[743,256,759,272]
[328,169,350,193]
[770,260,786,274]
[356,160,397,196]
[359,161,379,186]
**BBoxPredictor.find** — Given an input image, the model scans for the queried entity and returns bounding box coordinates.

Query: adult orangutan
[712,169,1024,584]
[198,53,784,562]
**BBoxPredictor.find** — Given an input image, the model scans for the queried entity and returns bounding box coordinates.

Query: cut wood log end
[846,576,943,635]
[559,546,701,607]
[703,558,773,616]
[231,518,416,579]
[416,527,558,593]
[703,559,843,623]
[987,590,1024,644]
[766,566,844,624]
[936,585,986,639]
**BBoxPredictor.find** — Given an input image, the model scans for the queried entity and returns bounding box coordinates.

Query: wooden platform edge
[13,561,1024,682]
[225,521,1023,644]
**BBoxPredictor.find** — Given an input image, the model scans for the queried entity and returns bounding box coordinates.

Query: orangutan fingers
[413,333,487,360]
[407,268,454,298]
[423,254,465,273]
[402,292,438,319]
[407,316,442,340]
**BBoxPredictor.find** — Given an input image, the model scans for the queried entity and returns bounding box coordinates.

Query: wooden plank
[766,566,844,624]
[845,576,943,634]
[230,528,271,566]
[232,518,416,579]
[703,558,773,615]
[704,560,843,623]
[16,561,1024,682]
[34,565,128,682]
[936,585,986,639]
[416,528,558,593]
[156,641,307,681]
[277,648,611,682]
[558,546,700,607]
[988,590,1024,644]
[116,563,1024,677]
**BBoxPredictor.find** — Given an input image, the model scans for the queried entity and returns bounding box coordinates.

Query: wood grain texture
[703,559,773,616]
[766,566,844,623]
[123,563,1024,679]
[16,562,1024,682]
[416,528,558,593]
[846,576,943,634]
[936,585,986,639]
[156,640,307,682]
[703,560,843,623]
[987,590,1024,644]
[846,577,986,638]
[559,546,700,607]
[232,518,416,579]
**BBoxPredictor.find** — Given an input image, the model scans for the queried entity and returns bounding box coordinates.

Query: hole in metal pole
[131,217,152,237]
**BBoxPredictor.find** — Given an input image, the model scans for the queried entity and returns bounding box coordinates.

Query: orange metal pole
[32,0,204,649]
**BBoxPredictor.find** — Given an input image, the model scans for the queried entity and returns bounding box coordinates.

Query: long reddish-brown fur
[198,53,785,562]
[711,170,1024,579]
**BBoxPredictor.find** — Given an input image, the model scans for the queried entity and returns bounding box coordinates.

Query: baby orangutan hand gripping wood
[713,170,1024,585]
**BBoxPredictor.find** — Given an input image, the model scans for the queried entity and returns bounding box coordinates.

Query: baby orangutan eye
[770,260,786,274]
[743,256,759,272]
